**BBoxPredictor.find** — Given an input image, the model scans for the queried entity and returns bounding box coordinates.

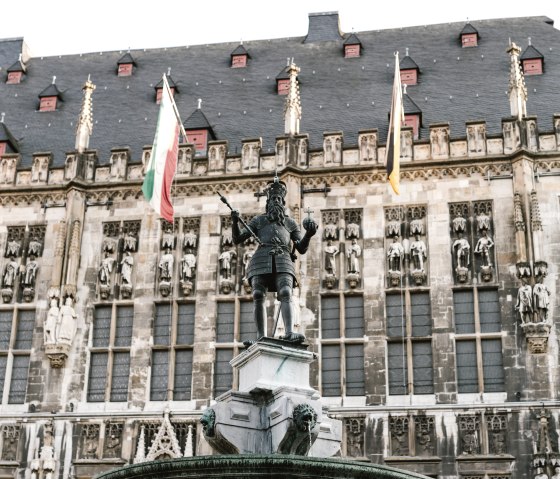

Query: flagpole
[162,74,188,142]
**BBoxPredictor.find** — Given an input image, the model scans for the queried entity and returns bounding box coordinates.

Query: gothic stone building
[0,11,559,479]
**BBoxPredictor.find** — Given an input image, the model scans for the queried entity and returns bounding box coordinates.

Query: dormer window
[230,44,250,68]
[343,33,362,58]
[404,115,420,139]
[460,23,479,48]
[38,78,63,112]
[6,56,26,84]
[399,52,420,86]
[117,52,136,77]
[154,73,178,104]
[521,41,544,76]
[183,106,216,157]
[0,118,20,154]
[403,91,422,139]
[277,79,290,95]
[0,142,6,156]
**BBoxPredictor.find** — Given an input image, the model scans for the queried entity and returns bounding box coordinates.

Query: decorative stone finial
[284,61,301,136]
[75,76,96,153]
[197,98,202,109]
[507,42,527,121]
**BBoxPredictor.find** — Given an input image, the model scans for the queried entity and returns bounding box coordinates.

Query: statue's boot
[280,299,305,343]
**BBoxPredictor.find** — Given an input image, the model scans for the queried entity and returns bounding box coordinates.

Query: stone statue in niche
[551,465,560,479]
[28,236,42,257]
[159,248,174,297]
[516,281,533,324]
[359,134,376,162]
[534,467,549,479]
[528,121,538,151]
[387,236,404,272]
[431,128,448,157]
[57,297,77,344]
[120,251,134,299]
[2,257,18,303]
[98,252,115,298]
[219,247,236,294]
[474,229,494,267]
[180,252,196,296]
[324,240,339,276]
[242,243,256,294]
[400,130,413,159]
[345,419,365,457]
[467,125,485,154]
[410,235,427,286]
[533,277,550,323]
[346,239,361,289]
[44,299,59,344]
[21,255,39,302]
[452,232,470,283]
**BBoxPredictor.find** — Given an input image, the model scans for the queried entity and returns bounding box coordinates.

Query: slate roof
[0,122,19,153]
[460,23,479,36]
[117,52,136,65]
[38,82,63,98]
[7,59,26,73]
[400,55,420,71]
[231,45,250,58]
[344,33,362,46]
[403,94,422,116]
[183,109,216,139]
[0,14,559,169]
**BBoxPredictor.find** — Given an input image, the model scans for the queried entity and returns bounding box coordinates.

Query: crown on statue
[266,173,287,200]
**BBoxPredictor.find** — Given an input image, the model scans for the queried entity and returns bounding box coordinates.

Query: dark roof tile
[344,33,362,46]
[231,45,250,57]
[400,55,420,71]
[183,109,216,139]
[460,23,479,36]
[0,121,19,152]
[117,52,136,65]
[520,44,544,59]
[38,83,63,98]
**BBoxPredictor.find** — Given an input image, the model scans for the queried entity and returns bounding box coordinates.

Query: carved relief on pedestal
[64,153,77,181]
[1,424,20,462]
[0,156,19,185]
[358,131,377,163]
[323,133,342,166]
[466,123,487,156]
[296,136,308,167]
[177,145,194,175]
[241,139,261,172]
[79,423,101,459]
[344,418,365,458]
[31,155,51,184]
[400,129,413,160]
[275,138,287,169]
[44,291,78,368]
[459,415,480,455]
[430,125,449,159]
[526,119,539,152]
[32,420,56,479]
[103,422,124,459]
[84,152,97,181]
[486,414,508,455]
[219,217,237,295]
[414,416,435,457]
[344,210,362,289]
[180,218,200,297]
[390,416,409,456]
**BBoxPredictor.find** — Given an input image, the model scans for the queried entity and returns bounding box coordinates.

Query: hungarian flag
[386,52,405,195]
[142,75,180,222]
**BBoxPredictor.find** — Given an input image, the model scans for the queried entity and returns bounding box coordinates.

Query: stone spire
[146,410,182,461]
[507,42,527,121]
[75,76,96,153]
[284,61,301,136]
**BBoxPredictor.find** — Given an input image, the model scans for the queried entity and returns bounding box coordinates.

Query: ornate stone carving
[120,251,134,298]
[346,239,361,289]
[0,156,18,185]
[200,408,216,437]
[503,121,521,153]
[323,134,342,165]
[527,119,539,152]
[430,126,449,158]
[1,425,20,461]
[467,123,486,156]
[296,136,308,167]
[410,234,427,285]
[459,415,480,455]
[400,129,413,160]
[179,217,200,297]
[486,414,507,455]
[31,155,50,183]
[109,150,128,180]
[345,418,365,458]
[103,422,123,459]
[514,192,526,231]
[359,131,377,162]
[45,296,77,368]
[177,145,193,175]
[242,140,261,171]
[122,221,140,252]
[208,143,226,173]
[2,257,19,303]
[389,416,409,456]
[323,240,339,289]
[80,423,100,459]
[414,416,435,456]
[322,211,340,241]
[344,210,361,239]
[387,236,404,274]
[277,403,319,456]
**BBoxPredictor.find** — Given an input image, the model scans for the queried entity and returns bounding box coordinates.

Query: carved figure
[183,232,197,250]
[161,232,175,250]
[453,234,470,268]
[533,278,550,323]
[387,236,404,272]
[410,236,427,271]
[474,230,494,267]
[57,297,77,343]
[516,281,533,324]
[44,299,59,344]
[219,249,236,280]
[2,258,18,287]
[159,249,174,281]
[121,252,134,285]
[98,253,115,286]
[347,239,361,274]
[123,233,137,253]
[23,256,38,287]
[28,237,42,257]
[6,240,20,257]
[535,467,549,479]
[231,176,317,342]
[200,408,216,437]
[346,223,360,239]
[324,240,339,275]
[180,253,197,281]
[551,466,560,479]
[242,246,255,279]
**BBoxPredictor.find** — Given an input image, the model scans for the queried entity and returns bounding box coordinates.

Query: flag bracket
[300,184,331,200]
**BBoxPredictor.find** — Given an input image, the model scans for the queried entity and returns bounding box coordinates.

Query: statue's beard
[267,202,286,225]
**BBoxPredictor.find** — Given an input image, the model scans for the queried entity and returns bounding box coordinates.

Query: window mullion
[404,290,413,395]
[168,302,178,400]
[473,287,484,393]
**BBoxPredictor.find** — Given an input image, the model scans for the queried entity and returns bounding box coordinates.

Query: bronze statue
[228,176,317,342]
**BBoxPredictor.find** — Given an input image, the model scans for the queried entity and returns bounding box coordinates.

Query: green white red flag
[386,52,405,195]
[142,75,180,222]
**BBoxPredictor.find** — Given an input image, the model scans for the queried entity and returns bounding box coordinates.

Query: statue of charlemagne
[231,176,317,342]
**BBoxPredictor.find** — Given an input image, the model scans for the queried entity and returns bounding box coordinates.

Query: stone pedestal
[202,338,341,457]
[45,343,71,368]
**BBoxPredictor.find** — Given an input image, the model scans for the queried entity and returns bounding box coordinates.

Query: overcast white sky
[3,0,560,57]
